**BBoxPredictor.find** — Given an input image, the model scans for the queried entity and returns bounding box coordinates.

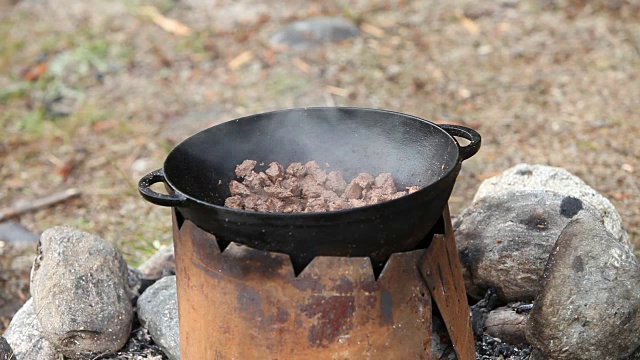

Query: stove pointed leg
[419,205,476,360]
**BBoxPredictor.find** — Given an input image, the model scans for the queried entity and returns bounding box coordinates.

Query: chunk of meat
[343,180,363,200]
[286,162,307,177]
[353,173,375,190]
[326,171,347,195]
[374,173,397,195]
[265,162,285,182]
[305,160,327,184]
[224,195,243,209]
[224,160,421,213]
[229,180,252,196]
[235,160,257,178]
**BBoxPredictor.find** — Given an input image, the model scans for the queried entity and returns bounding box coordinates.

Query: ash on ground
[471,289,533,360]
[476,334,532,360]
[98,327,167,360]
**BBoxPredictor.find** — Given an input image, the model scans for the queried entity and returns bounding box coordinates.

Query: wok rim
[162,106,463,218]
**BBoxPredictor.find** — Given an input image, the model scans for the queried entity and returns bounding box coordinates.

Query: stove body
[172,206,473,359]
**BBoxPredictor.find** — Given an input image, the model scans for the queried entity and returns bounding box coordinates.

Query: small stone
[0,221,39,255]
[484,306,528,345]
[3,299,57,360]
[30,226,133,358]
[137,245,175,280]
[526,213,640,359]
[474,163,630,246]
[137,276,180,360]
[455,190,598,302]
[270,17,359,50]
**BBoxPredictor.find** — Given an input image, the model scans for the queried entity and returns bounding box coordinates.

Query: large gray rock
[474,163,629,246]
[526,213,640,359]
[270,17,359,50]
[455,189,596,301]
[3,299,57,360]
[137,245,175,279]
[30,226,133,358]
[137,275,180,360]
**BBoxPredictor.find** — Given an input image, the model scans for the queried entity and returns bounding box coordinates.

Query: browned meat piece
[365,188,392,205]
[266,198,284,212]
[326,171,347,195]
[282,199,304,213]
[265,162,285,182]
[305,198,328,212]
[229,180,252,196]
[263,184,292,199]
[301,183,327,199]
[391,191,407,200]
[283,177,301,196]
[327,198,348,211]
[225,160,421,213]
[244,171,272,191]
[343,180,363,200]
[348,198,367,208]
[286,162,307,177]
[244,195,270,212]
[224,195,243,209]
[305,160,327,184]
[235,160,257,178]
[353,173,375,190]
[374,173,397,195]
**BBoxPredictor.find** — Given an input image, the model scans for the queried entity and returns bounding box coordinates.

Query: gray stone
[473,163,629,246]
[127,266,144,303]
[137,275,180,360]
[30,226,133,358]
[137,245,175,279]
[3,299,57,360]
[484,306,528,345]
[270,17,359,50]
[455,190,597,302]
[0,336,12,360]
[0,221,39,255]
[526,213,640,359]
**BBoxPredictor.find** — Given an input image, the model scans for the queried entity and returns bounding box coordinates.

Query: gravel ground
[1,0,639,339]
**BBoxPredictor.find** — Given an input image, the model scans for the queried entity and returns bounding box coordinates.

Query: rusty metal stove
[172,205,475,360]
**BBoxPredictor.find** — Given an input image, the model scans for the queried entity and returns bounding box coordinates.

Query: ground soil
[1,0,639,335]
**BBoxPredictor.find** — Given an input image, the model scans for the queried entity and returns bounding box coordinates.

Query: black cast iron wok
[139,107,480,275]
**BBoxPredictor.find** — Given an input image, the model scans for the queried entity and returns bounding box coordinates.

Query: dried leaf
[325,85,349,97]
[228,50,254,70]
[56,158,76,179]
[292,58,311,73]
[92,119,119,133]
[360,22,385,38]
[460,17,479,35]
[139,6,192,36]
[22,62,48,81]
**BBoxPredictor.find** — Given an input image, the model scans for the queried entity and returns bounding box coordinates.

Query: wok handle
[439,124,481,161]
[138,169,186,207]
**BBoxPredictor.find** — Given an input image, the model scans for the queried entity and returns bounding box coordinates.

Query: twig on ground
[0,189,81,222]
